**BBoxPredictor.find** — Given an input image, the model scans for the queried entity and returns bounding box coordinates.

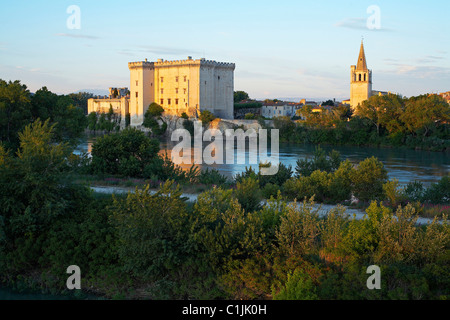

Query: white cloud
[55,33,100,40]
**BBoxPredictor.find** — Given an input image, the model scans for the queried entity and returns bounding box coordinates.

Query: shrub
[259,163,293,187]
[199,168,229,186]
[383,179,405,207]
[90,128,159,176]
[199,110,216,125]
[403,181,425,202]
[295,147,341,177]
[109,181,189,282]
[146,103,164,117]
[351,157,388,202]
[422,175,450,204]
[235,177,262,212]
[262,183,280,199]
[328,160,354,202]
[273,269,319,300]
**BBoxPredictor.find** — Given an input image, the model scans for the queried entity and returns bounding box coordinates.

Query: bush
[90,128,160,176]
[351,157,388,202]
[295,147,341,177]
[143,103,167,136]
[198,168,229,186]
[422,175,450,204]
[403,181,425,202]
[146,103,165,117]
[199,110,216,125]
[235,177,262,212]
[262,183,280,199]
[260,163,293,187]
[273,269,318,300]
[109,181,189,282]
[328,160,354,203]
[383,179,405,207]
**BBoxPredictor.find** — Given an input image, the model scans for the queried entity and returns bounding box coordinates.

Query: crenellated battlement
[128,59,154,70]
[128,57,235,70]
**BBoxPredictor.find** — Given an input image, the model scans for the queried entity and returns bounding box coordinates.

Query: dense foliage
[143,103,167,136]
[0,121,449,300]
[278,94,449,151]
[0,80,87,150]
[1,85,449,300]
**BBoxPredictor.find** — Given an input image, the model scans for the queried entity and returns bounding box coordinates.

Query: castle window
[218,76,220,80]
[135,92,138,98]
[175,99,179,105]
[176,88,179,94]
[161,77,164,83]
[359,74,362,81]
[364,74,366,81]
[176,76,179,82]
[184,88,187,94]
[168,99,171,105]
[184,76,187,82]
[161,89,164,94]
[136,81,138,86]
[160,99,164,105]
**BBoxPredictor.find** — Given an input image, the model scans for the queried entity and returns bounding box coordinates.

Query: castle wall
[199,63,234,119]
[87,97,129,127]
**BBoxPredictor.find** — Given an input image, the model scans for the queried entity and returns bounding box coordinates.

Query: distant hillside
[74,89,109,96]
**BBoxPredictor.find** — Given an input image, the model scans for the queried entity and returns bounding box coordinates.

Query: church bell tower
[350,40,372,112]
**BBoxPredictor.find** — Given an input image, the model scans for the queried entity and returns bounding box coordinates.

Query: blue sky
[0,0,449,101]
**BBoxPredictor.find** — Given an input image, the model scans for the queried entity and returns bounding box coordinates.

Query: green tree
[234,91,250,103]
[199,110,216,125]
[273,269,319,300]
[67,91,94,114]
[146,102,165,117]
[90,128,159,176]
[235,177,262,212]
[87,112,98,131]
[0,119,71,246]
[351,157,388,202]
[322,99,335,106]
[295,147,341,177]
[143,103,167,136]
[110,181,189,282]
[401,94,450,137]
[0,80,32,150]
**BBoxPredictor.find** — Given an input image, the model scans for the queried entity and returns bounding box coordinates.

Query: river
[75,136,449,185]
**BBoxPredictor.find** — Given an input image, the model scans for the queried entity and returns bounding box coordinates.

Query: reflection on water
[74,136,449,185]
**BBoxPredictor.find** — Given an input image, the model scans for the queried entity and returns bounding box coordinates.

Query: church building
[350,41,373,111]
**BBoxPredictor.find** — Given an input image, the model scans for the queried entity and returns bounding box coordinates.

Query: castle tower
[128,59,155,126]
[350,41,372,112]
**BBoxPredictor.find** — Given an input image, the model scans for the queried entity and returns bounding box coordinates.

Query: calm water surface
[75,136,449,185]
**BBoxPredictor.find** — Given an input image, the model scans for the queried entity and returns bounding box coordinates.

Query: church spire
[356,40,368,71]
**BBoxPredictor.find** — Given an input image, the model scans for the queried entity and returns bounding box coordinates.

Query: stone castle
[88,56,235,127]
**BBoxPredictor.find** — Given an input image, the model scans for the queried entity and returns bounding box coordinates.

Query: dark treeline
[0,80,89,151]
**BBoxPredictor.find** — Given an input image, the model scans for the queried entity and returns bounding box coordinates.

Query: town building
[261,101,302,119]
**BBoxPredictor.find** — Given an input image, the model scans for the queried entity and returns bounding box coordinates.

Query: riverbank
[89,185,441,225]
